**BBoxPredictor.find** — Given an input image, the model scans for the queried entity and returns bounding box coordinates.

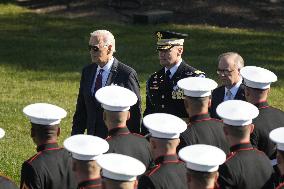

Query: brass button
[161,95,164,99]
[161,105,165,108]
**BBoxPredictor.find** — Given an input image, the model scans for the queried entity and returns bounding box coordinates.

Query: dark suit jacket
[72,57,141,138]
[210,83,246,119]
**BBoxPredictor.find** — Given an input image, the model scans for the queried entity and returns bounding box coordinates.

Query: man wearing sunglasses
[72,30,141,138]
[142,31,205,134]
[209,52,246,119]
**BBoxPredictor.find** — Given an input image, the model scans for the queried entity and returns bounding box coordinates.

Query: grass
[0,3,284,185]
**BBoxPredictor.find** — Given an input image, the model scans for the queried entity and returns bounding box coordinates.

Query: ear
[215,172,219,182]
[127,111,131,121]
[249,124,255,133]
[208,98,212,108]
[57,127,61,137]
[177,46,183,56]
[107,44,112,54]
[176,138,180,146]
[134,180,138,188]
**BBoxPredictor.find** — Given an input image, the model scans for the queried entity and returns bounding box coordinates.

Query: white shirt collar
[225,79,242,99]
[98,57,114,72]
[164,59,182,78]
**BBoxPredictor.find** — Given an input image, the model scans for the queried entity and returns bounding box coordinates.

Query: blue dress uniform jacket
[72,58,141,138]
[20,143,77,189]
[218,143,274,189]
[0,175,18,189]
[210,84,246,119]
[143,61,205,133]
[251,101,284,160]
[179,113,230,155]
[138,155,187,189]
[106,127,152,170]
[77,178,101,189]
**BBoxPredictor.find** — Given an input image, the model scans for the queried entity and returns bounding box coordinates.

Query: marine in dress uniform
[240,66,284,160]
[216,100,274,189]
[72,30,141,138]
[177,77,230,154]
[210,52,246,119]
[64,134,110,189]
[269,127,284,188]
[0,128,18,189]
[95,86,152,169]
[143,31,205,133]
[179,144,226,189]
[20,103,77,189]
[138,113,188,189]
[0,175,18,189]
[96,153,146,189]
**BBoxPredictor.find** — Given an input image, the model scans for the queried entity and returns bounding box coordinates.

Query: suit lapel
[217,86,225,104]
[88,64,98,94]
[171,61,186,82]
[106,58,118,86]
[235,83,246,100]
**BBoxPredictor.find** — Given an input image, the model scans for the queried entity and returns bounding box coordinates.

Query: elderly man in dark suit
[72,30,141,138]
[210,52,246,119]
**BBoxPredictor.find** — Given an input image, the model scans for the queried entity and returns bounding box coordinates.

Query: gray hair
[90,30,116,53]
[218,52,244,69]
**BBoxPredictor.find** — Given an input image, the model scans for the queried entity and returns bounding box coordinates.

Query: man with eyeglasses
[72,30,141,138]
[209,52,246,119]
[143,31,205,134]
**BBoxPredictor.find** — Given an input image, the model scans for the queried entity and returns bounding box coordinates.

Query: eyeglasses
[88,45,100,52]
[216,69,236,76]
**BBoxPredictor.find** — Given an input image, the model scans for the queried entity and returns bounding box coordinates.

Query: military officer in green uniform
[143,31,205,134]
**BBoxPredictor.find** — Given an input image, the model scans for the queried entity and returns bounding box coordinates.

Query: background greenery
[0,3,283,185]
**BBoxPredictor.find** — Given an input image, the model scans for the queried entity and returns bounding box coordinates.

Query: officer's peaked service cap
[97,153,146,181]
[179,144,226,172]
[240,66,277,89]
[270,127,284,151]
[95,85,137,112]
[156,31,188,50]
[217,100,259,126]
[64,134,109,161]
[23,103,67,126]
[143,113,187,139]
[178,77,218,97]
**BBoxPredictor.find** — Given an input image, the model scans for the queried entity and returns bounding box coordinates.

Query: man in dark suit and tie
[210,52,246,119]
[72,30,141,138]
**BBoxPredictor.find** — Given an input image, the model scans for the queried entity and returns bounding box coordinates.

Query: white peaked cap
[64,134,109,161]
[23,103,67,126]
[240,66,277,89]
[143,113,187,139]
[96,153,146,181]
[269,127,284,151]
[95,85,138,112]
[177,77,218,97]
[179,144,226,172]
[0,128,5,139]
[216,100,259,126]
